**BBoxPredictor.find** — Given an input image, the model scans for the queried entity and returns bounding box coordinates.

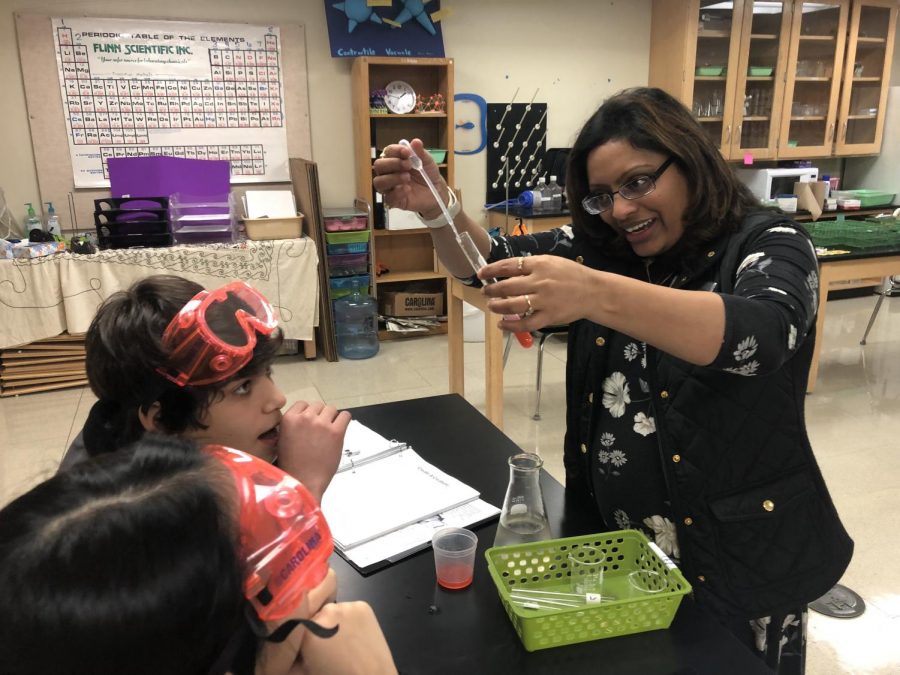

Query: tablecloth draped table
[0,238,319,350]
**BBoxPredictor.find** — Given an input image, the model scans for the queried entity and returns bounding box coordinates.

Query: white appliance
[735,167,819,201]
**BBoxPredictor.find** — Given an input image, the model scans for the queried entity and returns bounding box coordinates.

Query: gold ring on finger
[517,256,526,272]
[523,294,535,318]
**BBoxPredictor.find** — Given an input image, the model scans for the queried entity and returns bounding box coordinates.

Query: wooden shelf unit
[351,56,454,340]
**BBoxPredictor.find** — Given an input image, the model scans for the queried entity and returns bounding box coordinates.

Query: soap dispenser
[44,202,61,238]
[24,203,41,232]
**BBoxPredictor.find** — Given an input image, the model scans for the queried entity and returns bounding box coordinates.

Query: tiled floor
[2,292,898,673]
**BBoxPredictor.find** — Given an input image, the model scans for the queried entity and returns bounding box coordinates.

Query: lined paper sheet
[322,447,480,549]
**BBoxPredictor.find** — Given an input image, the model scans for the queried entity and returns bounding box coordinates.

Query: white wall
[0,0,651,231]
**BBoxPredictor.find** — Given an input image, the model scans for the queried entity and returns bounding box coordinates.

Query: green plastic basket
[485,530,692,652]
[802,218,900,249]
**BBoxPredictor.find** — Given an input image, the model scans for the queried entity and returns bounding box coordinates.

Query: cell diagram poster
[52,18,290,187]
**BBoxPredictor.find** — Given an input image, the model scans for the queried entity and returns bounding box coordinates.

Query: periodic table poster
[51,17,290,188]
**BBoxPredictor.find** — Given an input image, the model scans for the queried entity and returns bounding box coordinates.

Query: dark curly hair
[83,275,283,457]
[566,87,760,269]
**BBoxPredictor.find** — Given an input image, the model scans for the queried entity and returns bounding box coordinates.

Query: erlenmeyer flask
[494,453,552,546]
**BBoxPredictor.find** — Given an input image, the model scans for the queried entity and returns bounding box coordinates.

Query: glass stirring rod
[398,140,533,348]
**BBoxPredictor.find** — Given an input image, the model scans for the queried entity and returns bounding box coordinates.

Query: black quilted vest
[563,211,853,619]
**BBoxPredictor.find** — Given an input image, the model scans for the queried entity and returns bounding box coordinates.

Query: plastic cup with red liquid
[432,527,478,590]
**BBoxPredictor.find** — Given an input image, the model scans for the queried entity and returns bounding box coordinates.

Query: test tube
[457,232,533,349]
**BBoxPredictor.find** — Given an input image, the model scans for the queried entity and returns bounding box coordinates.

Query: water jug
[334,278,379,359]
[494,453,552,546]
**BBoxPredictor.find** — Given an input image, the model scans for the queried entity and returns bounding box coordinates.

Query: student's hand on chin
[257,569,338,675]
[277,401,352,502]
[295,601,397,675]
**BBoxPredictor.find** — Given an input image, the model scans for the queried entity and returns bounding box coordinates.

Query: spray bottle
[44,202,61,238]
[24,203,41,233]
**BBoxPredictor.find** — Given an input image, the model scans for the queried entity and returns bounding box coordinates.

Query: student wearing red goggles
[0,434,397,675]
[61,275,350,504]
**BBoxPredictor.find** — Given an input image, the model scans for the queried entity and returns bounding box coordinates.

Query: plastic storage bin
[485,530,691,652]
[326,241,369,255]
[93,196,172,249]
[324,230,371,247]
[326,234,370,272]
[323,207,368,232]
[327,252,369,277]
[243,215,304,240]
[169,192,236,245]
[830,190,895,208]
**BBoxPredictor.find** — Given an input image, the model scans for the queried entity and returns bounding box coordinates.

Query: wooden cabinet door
[726,0,793,160]
[690,0,748,153]
[777,0,849,158]
[835,0,898,155]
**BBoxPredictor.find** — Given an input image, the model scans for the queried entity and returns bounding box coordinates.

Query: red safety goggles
[205,445,333,622]
[157,281,277,387]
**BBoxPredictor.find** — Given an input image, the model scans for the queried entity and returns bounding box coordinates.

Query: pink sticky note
[743,153,754,165]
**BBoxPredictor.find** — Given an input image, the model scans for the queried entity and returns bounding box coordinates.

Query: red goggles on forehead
[205,445,333,622]
[157,281,277,387]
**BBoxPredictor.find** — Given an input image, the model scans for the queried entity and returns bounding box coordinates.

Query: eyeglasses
[206,444,333,622]
[581,157,675,215]
[157,281,278,387]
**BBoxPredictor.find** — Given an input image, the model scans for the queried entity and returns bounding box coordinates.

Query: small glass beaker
[569,546,605,595]
[627,570,669,598]
[494,453,552,547]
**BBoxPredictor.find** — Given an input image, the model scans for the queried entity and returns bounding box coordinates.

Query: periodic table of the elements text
[52,18,290,187]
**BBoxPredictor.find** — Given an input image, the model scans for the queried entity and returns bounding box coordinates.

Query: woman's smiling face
[586,140,689,257]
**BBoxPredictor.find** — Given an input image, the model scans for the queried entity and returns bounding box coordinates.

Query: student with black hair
[61,274,348,502]
[0,434,396,675]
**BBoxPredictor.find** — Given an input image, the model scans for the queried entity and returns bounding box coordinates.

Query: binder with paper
[322,420,499,573]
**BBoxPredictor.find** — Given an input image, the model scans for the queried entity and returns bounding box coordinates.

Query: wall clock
[384,80,417,114]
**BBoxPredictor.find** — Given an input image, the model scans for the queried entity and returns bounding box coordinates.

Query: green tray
[748,66,774,76]
[802,219,900,249]
[831,189,896,208]
[485,530,692,652]
[695,66,725,76]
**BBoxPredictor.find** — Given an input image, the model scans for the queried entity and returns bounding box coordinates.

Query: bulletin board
[15,13,313,233]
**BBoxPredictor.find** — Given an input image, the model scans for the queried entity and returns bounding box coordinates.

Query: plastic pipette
[398,140,533,348]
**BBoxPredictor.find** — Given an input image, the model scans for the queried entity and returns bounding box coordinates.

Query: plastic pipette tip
[398,139,422,170]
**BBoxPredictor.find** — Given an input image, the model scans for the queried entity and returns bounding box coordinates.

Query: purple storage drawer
[327,252,369,277]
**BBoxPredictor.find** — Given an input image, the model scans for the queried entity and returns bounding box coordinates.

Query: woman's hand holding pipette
[372,139,448,218]
[373,138,534,347]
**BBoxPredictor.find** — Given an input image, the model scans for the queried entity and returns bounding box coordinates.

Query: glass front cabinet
[650,0,897,160]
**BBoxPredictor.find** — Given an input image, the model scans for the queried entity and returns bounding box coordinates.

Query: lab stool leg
[860,276,893,345]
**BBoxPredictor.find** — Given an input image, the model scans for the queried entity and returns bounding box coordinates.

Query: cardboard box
[379,290,445,317]
[793,181,828,220]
